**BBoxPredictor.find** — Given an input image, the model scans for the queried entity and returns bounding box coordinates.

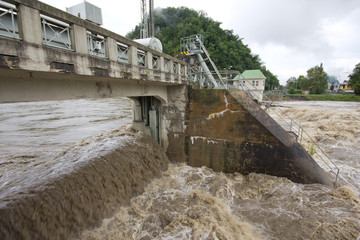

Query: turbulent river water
[0,99,359,239]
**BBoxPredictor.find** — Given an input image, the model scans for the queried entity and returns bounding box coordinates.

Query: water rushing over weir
[0,98,133,204]
[0,99,359,239]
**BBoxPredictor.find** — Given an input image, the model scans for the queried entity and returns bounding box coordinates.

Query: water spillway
[0,128,169,239]
[0,98,359,239]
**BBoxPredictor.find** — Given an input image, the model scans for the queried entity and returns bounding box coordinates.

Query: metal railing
[137,50,146,67]
[117,42,128,63]
[173,62,177,74]
[180,65,185,76]
[239,81,341,185]
[41,14,72,50]
[0,1,19,39]
[164,59,169,72]
[0,0,187,80]
[152,55,159,70]
[87,32,106,58]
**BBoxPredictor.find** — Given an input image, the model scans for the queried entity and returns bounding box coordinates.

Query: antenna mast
[140,0,154,39]
[149,0,154,37]
[140,0,148,38]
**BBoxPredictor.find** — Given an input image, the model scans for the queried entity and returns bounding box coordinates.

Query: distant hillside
[127,7,279,89]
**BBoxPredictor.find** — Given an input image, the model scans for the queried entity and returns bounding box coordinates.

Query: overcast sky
[41,0,360,85]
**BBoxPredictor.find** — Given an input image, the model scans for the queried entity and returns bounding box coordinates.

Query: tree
[330,84,334,91]
[348,63,360,95]
[286,77,297,93]
[126,7,279,89]
[298,75,310,91]
[261,66,279,90]
[286,77,296,88]
[307,65,328,94]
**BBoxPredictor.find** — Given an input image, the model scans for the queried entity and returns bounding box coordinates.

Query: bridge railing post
[159,56,165,81]
[18,4,42,44]
[169,60,174,82]
[175,63,182,83]
[128,45,138,66]
[72,24,88,55]
[106,37,117,62]
[146,51,153,69]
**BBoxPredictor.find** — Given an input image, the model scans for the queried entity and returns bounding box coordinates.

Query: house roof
[242,70,266,79]
[233,74,245,80]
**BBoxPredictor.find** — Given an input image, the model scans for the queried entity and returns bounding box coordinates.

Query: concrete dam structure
[0,0,335,238]
[166,87,333,185]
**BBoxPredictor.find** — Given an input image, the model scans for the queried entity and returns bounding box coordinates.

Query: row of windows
[0,1,185,75]
[242,80,264,87]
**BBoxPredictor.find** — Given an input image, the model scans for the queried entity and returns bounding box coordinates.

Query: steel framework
[117,42,129,63]
[0,1,19,39]
[140,0,154,39]
[87,32,106,58]
[41,15,72,50]
[180,34,226,89]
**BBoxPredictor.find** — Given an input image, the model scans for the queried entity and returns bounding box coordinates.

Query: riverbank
[283,94,360,102]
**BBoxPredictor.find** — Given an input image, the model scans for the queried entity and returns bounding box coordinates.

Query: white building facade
[233,69,266,102]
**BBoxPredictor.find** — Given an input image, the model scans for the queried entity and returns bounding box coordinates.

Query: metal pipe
[196,53,218,88]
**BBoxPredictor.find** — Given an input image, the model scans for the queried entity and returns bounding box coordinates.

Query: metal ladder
[239,83,341,186]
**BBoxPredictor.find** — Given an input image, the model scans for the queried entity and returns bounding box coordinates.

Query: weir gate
[0,0,334,186]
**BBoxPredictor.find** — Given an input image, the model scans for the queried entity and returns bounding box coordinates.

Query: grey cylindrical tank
[134,37,163,52]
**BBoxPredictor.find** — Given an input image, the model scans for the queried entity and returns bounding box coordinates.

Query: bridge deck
[0,0,187,102]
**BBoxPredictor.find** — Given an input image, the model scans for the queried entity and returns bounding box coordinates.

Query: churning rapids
[0,98,359,239]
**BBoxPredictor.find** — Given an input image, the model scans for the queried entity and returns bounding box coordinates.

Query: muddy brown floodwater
[77,101,360,240]
[0,99,359,239]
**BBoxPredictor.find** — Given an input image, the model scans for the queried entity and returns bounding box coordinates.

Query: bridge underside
[0,68,174,103]
[0,67,187,154]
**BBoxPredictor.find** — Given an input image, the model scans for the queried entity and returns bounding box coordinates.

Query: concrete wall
[167,87,333,185]
[0,0,187,103]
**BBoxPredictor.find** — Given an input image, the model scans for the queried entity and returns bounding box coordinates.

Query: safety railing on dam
[0,0,187,83]
[239,83,341,186]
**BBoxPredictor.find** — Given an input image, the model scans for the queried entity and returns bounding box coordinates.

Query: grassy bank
[284,94,360,102]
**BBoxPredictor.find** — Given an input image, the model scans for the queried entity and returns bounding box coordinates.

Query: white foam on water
[1,98,359,239]
[78,101,360,240]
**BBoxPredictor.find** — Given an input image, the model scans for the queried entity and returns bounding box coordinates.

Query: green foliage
[306,65,328,94]
[298,75,310,91]
[288,87,296,94]
[286,76,298,91]
[330,84,334,91]
[126,7,279,89]
[348,63,360,95]
[260,66,279,90]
